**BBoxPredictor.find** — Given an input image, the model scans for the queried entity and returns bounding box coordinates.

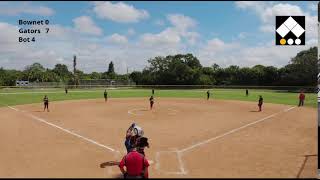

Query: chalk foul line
[7,105,118,153]
[178,106,296,153]
[6,104,297,177]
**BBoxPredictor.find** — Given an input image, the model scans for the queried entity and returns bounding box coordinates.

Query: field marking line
[128,108,145,116]
[154,150,188,175]
[176,152,187,175]
[178,106,297,153]
[7,105,118,153]
[155,152,161,171]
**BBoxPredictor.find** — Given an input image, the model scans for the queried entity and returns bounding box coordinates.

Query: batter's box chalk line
[155,150,188,175]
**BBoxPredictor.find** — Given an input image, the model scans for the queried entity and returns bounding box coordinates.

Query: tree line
[130,47,317,86]
[0,47,317,86]
[0,61,128,86]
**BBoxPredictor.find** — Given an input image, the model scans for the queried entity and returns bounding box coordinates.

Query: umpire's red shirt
[119,150,149,177]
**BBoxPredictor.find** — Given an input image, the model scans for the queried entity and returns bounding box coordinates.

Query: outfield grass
[0,88,317,108]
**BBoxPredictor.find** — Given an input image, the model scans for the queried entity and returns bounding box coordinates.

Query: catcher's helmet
[133,125,144,137]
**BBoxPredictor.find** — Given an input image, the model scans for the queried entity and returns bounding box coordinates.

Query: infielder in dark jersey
[207,90,210,100]
[152,89,154,95]
[246,89,249,96]
[258,95,263,112]
[104,90,108,102]
[149,96,154,110]
[65,87,68,94]
[43,95,49,112]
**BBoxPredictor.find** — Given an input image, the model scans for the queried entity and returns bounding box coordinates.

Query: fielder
[207,90,210,100]
[104,89,108,102]
[258,95,263,112]
[298,90,305,107]
[246,89,249,96]
[43,95,49,112]
[149,96,154,110]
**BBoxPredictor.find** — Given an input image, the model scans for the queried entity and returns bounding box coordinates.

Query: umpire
[119,141,150,178]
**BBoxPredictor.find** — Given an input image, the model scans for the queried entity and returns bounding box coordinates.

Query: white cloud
[307,2,318,12]
[154,19,165,26]
[93,1,149,23]
[106,33,128,44]
[140,28,181,47]
[167,14,197,30]
[235,1,266,10]
[140,14,199,47]
[197,37,316,68]
[0,2,54,16]
[238,32,247,39]
[127,28,136,36]
[236,2,317,42]
[0,2,316,75]
[73,16,102,36]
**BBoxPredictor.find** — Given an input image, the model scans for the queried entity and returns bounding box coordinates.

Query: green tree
[53,64,71,82]
[107,61,116,79]
[24,63,45,82]
[90,72,101,79]
[129,71,143,85]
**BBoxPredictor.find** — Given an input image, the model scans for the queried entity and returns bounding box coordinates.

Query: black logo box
[275,16,305,45]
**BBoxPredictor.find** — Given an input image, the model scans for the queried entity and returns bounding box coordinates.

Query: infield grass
[0,88,316,108]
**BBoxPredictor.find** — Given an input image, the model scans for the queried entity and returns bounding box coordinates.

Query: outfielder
[104,89,108,102]
[258,95,263,112]
[43,95,49,112]
[298,90,305,107]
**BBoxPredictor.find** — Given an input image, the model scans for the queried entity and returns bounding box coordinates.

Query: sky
[0,1,318,74]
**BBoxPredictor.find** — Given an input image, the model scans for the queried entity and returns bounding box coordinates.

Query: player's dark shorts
[125,138,134,153]
[150,102,154,106]
[44,102,49,108]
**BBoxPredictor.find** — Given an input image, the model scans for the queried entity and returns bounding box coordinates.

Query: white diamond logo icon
[283,16,298,30]
[276,24,290,37]
[291,23,305,37]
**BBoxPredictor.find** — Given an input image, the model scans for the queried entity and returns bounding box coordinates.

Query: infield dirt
[0,98,317,178]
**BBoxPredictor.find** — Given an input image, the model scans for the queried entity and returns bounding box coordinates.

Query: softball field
[0,97,317,178]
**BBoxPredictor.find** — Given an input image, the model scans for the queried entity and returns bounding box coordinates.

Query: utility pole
[73,55,77,88]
